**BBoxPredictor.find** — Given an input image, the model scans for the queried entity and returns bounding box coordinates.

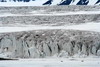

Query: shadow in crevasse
[0,58,18,60]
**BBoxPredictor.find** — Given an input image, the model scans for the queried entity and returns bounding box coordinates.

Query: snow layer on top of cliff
[0,22,100,33]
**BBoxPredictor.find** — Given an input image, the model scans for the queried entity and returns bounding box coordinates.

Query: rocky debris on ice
[0,14,100,26]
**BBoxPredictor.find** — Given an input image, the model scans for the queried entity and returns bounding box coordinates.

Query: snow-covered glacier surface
[0,58,100,67]
[0,0,100,6]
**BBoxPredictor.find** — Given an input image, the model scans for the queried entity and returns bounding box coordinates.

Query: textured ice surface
[0,6,100,58]
[0,30,100,58]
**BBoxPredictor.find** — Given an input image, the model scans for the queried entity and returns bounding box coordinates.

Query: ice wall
[0,30,100,58]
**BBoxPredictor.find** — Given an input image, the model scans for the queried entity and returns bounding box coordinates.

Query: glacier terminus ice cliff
[0,6,100,58]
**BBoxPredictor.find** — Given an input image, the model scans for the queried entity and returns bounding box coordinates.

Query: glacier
[0,2,99,67]
[0,5,99,61]
[0,29,100,58]
[0,6,100,58]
